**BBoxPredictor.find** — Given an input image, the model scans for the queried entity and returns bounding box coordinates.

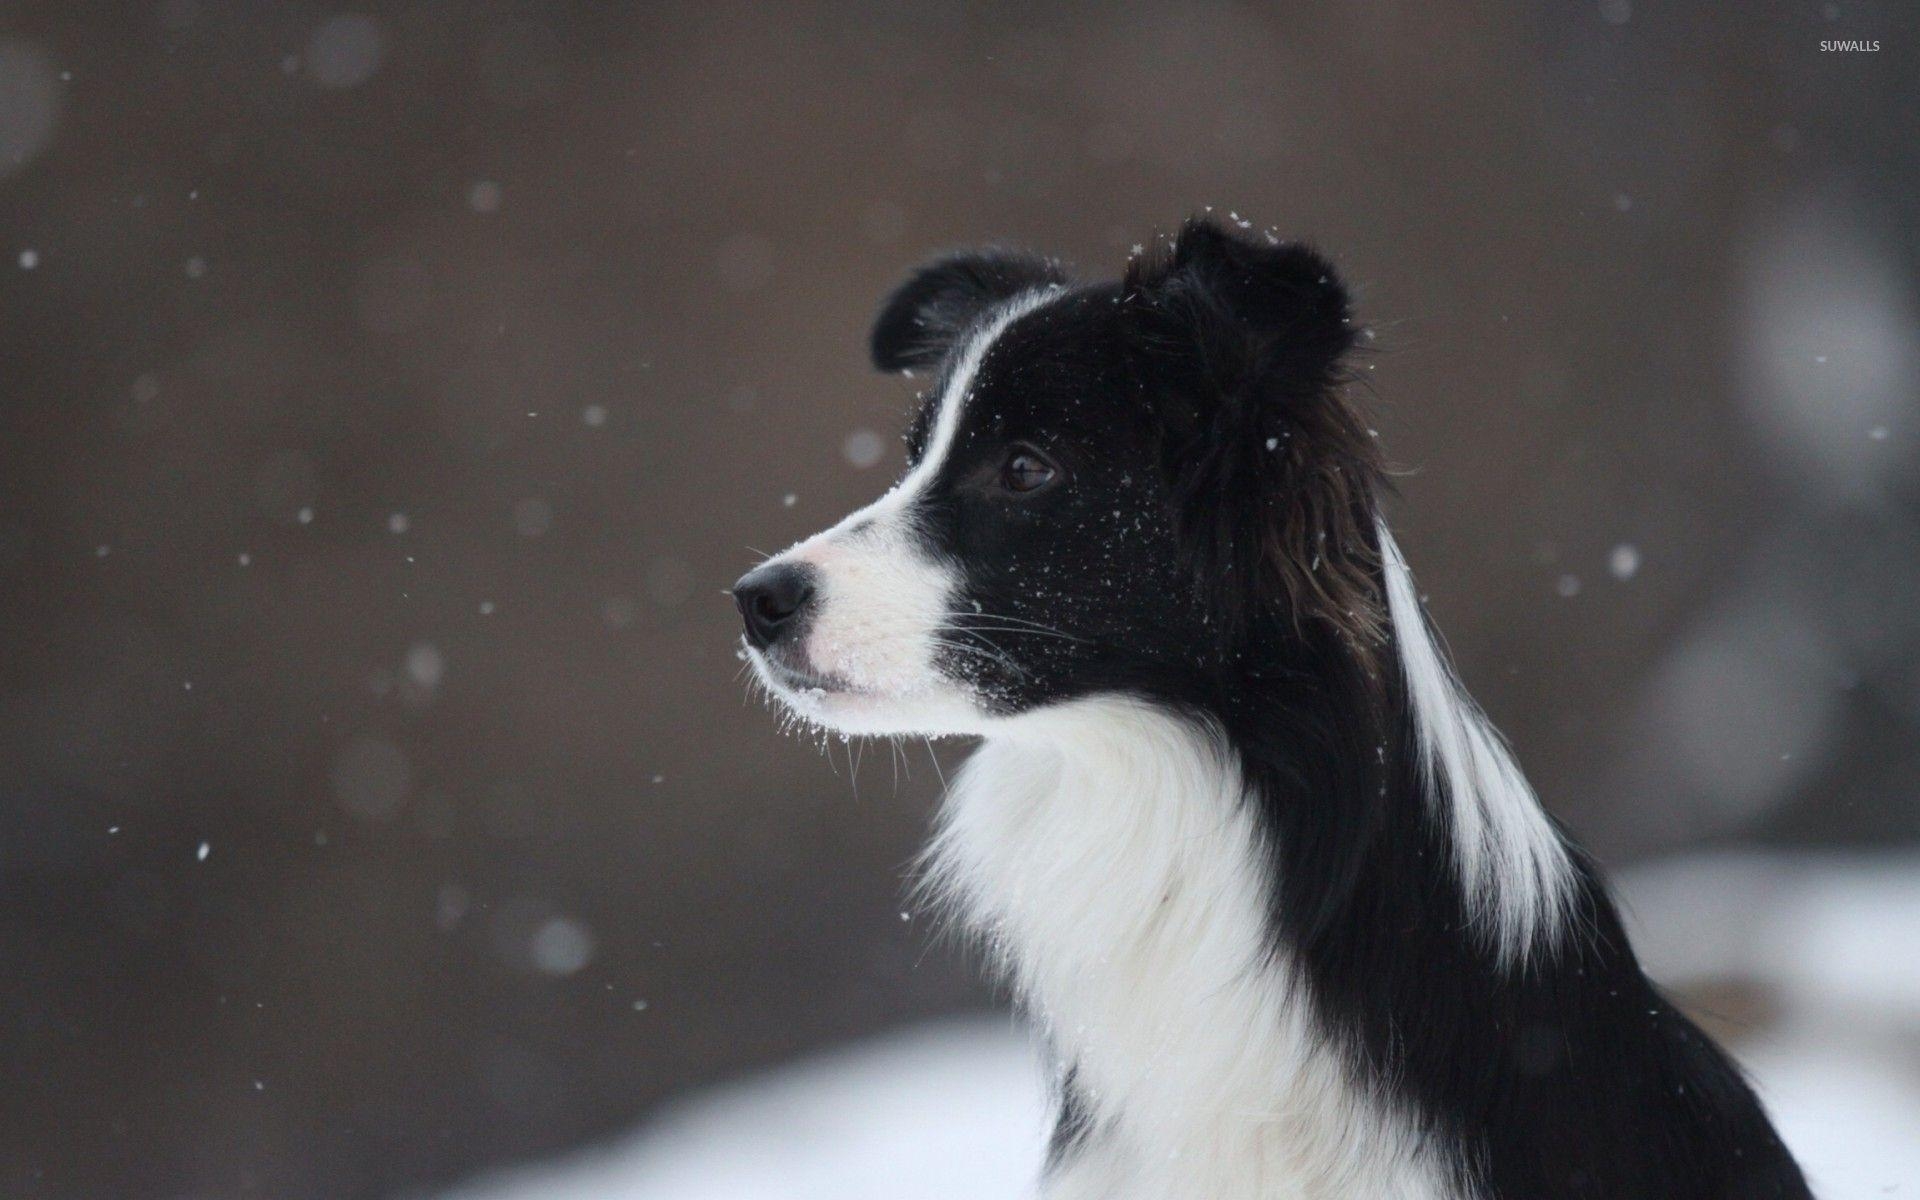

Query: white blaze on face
[747,290,1057,738]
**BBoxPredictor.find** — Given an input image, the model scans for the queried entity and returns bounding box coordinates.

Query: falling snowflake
[1609,544,1641,581]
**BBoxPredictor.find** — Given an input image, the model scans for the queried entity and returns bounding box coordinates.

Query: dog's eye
[1000,448,1058,494]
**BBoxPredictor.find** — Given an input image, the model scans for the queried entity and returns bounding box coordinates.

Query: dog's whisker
[941,613,1089,643]
[946,609,1084,632]
[928,634,1029,680]
[938,623,1084,644]
[923,737,947,792]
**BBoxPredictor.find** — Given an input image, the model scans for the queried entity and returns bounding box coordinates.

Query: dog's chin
[746,649,987,738]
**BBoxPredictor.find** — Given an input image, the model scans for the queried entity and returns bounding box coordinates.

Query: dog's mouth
[751,646,866,699]
[743,633,988,738]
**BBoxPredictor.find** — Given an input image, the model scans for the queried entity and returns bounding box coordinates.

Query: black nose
[733,563,816,650]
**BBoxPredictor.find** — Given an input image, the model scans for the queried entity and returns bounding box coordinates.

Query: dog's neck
[918,526,1588,1196]
[922,698,1462,1198]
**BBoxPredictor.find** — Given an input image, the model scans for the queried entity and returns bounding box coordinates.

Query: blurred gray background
[2,2,1916,1198]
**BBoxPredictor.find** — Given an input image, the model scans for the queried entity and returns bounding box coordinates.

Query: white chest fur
[922,699,1461,1200]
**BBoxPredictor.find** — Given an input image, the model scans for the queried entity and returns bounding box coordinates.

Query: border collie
[733,218,1810,1199]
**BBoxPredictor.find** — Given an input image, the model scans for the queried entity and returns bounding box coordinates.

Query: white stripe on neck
[1378,522,1574,965]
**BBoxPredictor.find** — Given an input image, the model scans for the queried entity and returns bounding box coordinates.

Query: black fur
[867,217,1810,1199]
[1044,1067,1099,1173]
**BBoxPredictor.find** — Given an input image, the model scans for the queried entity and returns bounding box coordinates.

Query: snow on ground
[440,853,1920,1200]
[1621,851,1920,1199]
[1748,1029,1920,1199]
[438,1019,1049,1200]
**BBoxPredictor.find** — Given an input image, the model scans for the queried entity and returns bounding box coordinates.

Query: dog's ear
[870,250,1067,373]
[1125,217,1385,653]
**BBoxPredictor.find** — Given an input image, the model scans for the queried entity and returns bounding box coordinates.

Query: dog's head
[735,217,1386,737]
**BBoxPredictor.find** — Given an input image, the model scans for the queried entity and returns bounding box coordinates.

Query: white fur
[925,698,1462,1200]
[1377,523,1575,964]
[747,289,1060,737]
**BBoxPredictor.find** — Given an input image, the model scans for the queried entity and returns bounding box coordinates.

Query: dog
[733,217,1811,1199]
